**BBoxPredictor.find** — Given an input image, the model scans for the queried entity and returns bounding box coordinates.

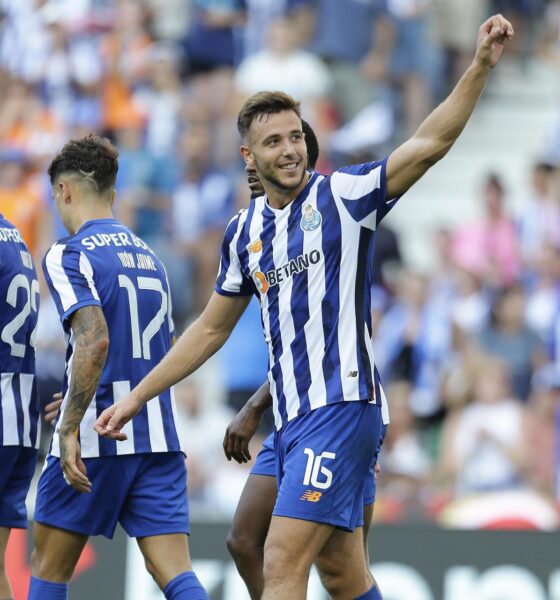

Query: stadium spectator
[437,358,529,495]
[478,284,546,401]
[451,173,521,288]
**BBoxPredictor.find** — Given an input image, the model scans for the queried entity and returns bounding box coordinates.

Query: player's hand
[223,404,262,463]
[374,461,381,479]
[94,397,142,440]
[475,14,514,70]
[44,392,63,425]
[59,431,91,493]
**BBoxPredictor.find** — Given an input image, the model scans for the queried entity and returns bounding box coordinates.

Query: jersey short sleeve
[215,210,255,297]
[330,156,400,230]
[42,243,102,331]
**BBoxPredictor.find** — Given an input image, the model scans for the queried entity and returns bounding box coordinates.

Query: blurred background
[3,0,560,598]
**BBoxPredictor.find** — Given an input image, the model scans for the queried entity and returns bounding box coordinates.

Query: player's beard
[254,155,307,193]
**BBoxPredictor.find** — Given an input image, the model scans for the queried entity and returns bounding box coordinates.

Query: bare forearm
[129,317,229,405]
[59,308,109,436]
[59,341,106,436]
[246,381,272,415]
[416,61,491,162]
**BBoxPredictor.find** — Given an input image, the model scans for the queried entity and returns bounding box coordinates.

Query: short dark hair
[48,134,119,194]
[237,91,301,141]
[301,119,319,169]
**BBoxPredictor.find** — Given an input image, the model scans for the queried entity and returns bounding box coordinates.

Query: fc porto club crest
[300,203,322,232]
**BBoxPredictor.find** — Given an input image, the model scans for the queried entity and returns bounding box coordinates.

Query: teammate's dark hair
[237,91,301,141]
[301,119,319,170]
[48,134,119,194]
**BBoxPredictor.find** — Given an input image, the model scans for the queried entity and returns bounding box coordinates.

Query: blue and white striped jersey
[0,215,40,448]
[43,218,180,458]
[216,158,397,430]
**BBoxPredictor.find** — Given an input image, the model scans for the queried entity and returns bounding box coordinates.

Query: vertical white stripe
[20,373,34,446]
[79,252,100,300]
[364,325,377,401]
[271,209,300,421]
[248,200,281,427]
[330,166,382,231]
[1,374,18,444]
[51,334,75,457]
[379,384,390,424]
[113,381,136,455]
[332,193,361,400]
[169,386,182,449]
[79,395,100,457]
[301,178,328,410]
[146,396,167,452]
[45,244,78,312]
[222,210,249,293]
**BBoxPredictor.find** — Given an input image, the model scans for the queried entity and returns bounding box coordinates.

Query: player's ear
[59,180,72,205]
[240,144,253,166]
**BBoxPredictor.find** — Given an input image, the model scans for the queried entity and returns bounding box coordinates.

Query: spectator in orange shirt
[0,150,51,263]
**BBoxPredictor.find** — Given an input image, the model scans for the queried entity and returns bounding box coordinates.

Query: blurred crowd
[3,0,560,528]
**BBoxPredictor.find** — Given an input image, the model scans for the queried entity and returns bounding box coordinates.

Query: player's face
[244,110,307,193]
[246,161,264,198]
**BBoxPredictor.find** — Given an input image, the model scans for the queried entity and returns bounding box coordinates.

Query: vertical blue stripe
[373,365,382,408]
[12,374,24,446]
[318,179,344,403]
[287,199,312,416]
[0,380,3,445]
[132,406,152,453]
[29,376,40,447]
[355,228,374,400]
[159,390,179,451]
[260,207,288,424]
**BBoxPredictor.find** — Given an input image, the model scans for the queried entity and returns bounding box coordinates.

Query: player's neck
[265,173,310,210]
[70,204,114,235]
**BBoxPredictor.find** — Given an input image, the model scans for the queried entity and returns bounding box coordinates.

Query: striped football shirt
[43,218,180,458]
[0,215,40,448]
[216,158,397,429]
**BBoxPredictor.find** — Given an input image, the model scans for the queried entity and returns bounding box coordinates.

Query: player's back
[0,214,40,448]
[43,218,179,457]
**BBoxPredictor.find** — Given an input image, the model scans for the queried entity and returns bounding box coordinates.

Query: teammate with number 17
[27,135,208,600]
[0,215,40,600]
[97,15,514,600]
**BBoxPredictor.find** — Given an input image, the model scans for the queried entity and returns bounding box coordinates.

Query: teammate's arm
[59,306,109,493]
[385,14,514,199]
[223,381,272,463]
[95,292,251,439]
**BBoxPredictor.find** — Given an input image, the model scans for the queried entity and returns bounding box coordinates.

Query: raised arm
[386,14,514,199]
[95,292,251,438]
[59,306,109,492]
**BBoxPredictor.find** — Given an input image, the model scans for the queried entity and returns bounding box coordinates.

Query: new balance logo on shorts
[300,490,323,502]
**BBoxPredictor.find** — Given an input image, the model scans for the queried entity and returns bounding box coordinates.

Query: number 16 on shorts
[303,448,336,490]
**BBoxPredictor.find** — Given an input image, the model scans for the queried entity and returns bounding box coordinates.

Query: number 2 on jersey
[118,274,167,360]
[1,274,39,357]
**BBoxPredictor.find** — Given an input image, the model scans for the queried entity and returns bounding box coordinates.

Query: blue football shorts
[363,422,388,506]
[250,432,276,477]
[0,446,38,528]
[34,451,189,539]
[273,401,383,531]
[252,419,388,508]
